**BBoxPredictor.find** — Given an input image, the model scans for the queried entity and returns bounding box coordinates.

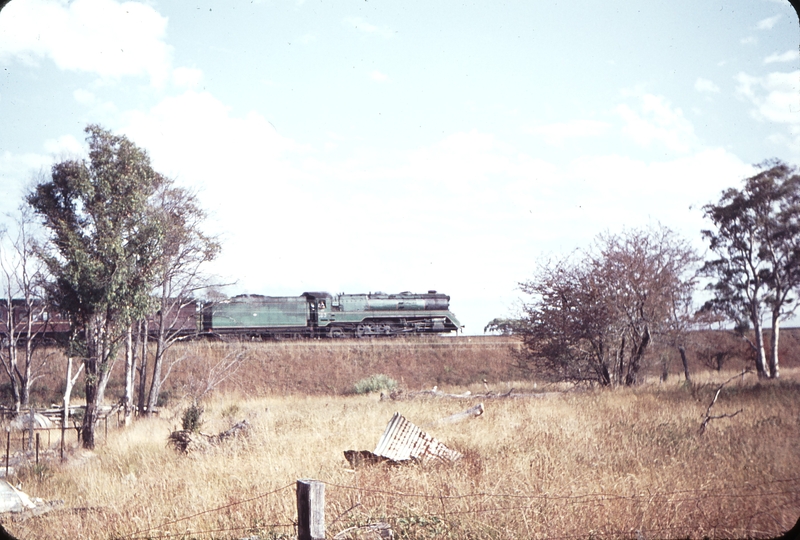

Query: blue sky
[1,0,799,334]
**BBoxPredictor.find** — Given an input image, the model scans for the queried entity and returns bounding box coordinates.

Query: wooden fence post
[297,479,325,540]
[27,407,34,452]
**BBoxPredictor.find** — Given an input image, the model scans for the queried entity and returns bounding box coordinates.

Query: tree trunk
[751,306,769,379]
[678,345,691,382]
[137,319,149,415]
[95,321,117,406]
[768,309,781,379]
[81,355,98,450]
[3,336,21,414]
[625,326,651,386]
[81,319,105,450]
[615,334,626,386]
[21,333,33,409]
[598,363,612,386]
[62,357,83,430]
[123,325,135,426]
[146,329,166,416]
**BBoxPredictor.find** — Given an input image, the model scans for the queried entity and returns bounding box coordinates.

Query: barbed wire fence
[114,476,800,540]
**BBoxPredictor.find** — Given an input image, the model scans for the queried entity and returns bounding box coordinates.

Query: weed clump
[352,374,398,395]
[181,403,204,433]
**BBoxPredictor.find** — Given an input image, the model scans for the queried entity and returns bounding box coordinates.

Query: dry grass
[3,366,799,539]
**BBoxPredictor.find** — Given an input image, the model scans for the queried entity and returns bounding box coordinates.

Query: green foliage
[701,159,800,379]
[181,403,204,432]
[352,374,398,395]
[156,389,172,407]
[28,124,166,332]
[28,124,170,448]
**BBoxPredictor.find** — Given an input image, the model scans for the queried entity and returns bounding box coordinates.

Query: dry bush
[4,369,799,539]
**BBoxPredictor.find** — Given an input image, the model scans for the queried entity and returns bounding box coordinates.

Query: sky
[0,0,799,335]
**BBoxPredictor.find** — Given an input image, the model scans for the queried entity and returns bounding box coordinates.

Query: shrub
[181,403,204,433]
[352,374,398,395]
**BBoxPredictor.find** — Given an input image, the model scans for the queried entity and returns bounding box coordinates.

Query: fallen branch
[699,370,750,435]
[434,403,484,425]
[168,420,251,453]
[382,387,557,401]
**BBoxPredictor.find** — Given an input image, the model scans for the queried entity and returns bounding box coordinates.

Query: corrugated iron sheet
[373,412,462,463]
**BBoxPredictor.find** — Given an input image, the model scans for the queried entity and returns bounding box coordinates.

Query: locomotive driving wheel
[329,328,346,339]
[356,324,371,338]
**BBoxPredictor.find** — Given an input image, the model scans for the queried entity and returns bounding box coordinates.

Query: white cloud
[525,119,611,145]
[343,16,394,38]
[735,70,800,151]
[73,88,96,105]
[0,150,55,217]
[0,0,172,86]
[764,50,800,64]
[7,87,749,333]
[756,14,781,30]
[370,70,389,82]
[120,90,309,254]
[296,33,316,45]
[42,134,83,156]
[694,77,720,94]
[172,67,203,89]
[122,90,302,183]
[615,94,699,154]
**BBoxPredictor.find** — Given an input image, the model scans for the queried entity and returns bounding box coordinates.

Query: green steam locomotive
[203,290,461,339]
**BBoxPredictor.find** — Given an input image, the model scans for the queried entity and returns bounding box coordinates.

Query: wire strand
[120,482,295,539]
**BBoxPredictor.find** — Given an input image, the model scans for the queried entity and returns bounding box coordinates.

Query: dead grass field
[1,338,799,539]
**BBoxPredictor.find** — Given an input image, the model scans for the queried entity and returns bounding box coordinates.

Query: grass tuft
[352,374,398,395]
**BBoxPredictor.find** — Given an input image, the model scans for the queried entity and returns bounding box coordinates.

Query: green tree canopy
[701,159,800,379]
[27,124,167,448]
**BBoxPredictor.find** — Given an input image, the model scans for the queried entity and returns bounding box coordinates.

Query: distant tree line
[489,159,800,386]
[0,125,220,448]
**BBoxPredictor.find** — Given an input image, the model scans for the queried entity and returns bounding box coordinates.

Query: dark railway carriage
[0,300,71,339]
[204,290,461,339]
[149,300,202,336]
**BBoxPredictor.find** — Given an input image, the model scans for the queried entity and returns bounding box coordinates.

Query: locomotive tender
[204,290,461,339]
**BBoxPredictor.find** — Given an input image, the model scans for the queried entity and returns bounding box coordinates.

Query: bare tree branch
[699,369,751,435]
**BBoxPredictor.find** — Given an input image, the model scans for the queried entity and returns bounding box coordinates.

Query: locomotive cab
[302,292,334,327]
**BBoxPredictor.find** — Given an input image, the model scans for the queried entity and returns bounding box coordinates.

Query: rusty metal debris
[345,412,462,467]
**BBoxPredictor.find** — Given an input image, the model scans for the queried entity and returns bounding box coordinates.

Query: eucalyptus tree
[142,184,220,418]
[702,160,800,379]
[27,125,166,448]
